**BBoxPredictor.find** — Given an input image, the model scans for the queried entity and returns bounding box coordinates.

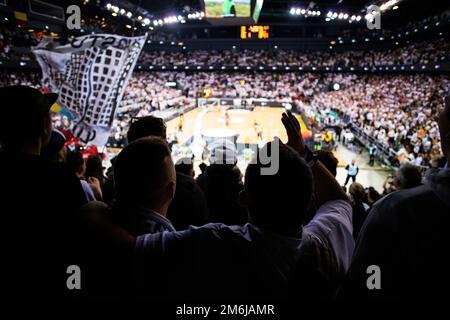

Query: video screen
[204,0,251,18]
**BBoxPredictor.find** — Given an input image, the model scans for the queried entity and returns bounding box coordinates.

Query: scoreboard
[240,25,270,39]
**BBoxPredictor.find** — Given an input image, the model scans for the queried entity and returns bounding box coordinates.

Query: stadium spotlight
[332,83,340,91]
[296,9,301,15]
[327,11,332,18]
[120,9,125,15]
[106,3,111,9]
[290,8,296,15]
[127,12,132,18]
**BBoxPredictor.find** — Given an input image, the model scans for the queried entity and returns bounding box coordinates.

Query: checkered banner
[32,34,147,146]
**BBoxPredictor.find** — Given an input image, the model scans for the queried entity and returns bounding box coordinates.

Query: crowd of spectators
[1,70,447,168]
[310,74,448,167]
[137,38,449,68]
[0,83,449,300]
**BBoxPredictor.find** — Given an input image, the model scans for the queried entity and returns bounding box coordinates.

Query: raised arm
[282,111,349,206]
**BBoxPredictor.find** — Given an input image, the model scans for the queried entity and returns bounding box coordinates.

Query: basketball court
[165,105,391,191]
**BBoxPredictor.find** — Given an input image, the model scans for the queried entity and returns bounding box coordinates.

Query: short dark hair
[395,163,422,189]
[127,116,166,143]
[114,137,172,203]
[245,142,313,234]
[175,157,194,176]
[66,150,84,175]
[85,154,104,178]
[315,150,338,177]
[0,86,54,149]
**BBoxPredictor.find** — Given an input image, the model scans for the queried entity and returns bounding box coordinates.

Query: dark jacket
[167,172,209,230]
[339,168,450,299]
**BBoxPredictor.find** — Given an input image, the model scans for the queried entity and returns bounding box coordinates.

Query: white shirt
[134,200,354,297]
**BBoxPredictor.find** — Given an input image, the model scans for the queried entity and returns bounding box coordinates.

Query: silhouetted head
[394,163,422,190]
[242,141,313,236]
[114,137,176,213]
[0,86,56,153]
[175,157,195,177]
[127,116,166,143]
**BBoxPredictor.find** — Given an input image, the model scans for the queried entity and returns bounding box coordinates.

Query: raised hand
[281,110,305,157]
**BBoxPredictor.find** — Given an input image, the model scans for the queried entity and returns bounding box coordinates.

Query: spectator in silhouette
[111,137,176,235]
[393,163,422,190]
[0,85,86,297]
[66,150,100,201]
[197,139,247,226]
[167,158,209,230]
[340,97,450,299]
[85,154,106,187]
[102,115,167,205]
[348,182,369,240]
[81,112,354,299]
